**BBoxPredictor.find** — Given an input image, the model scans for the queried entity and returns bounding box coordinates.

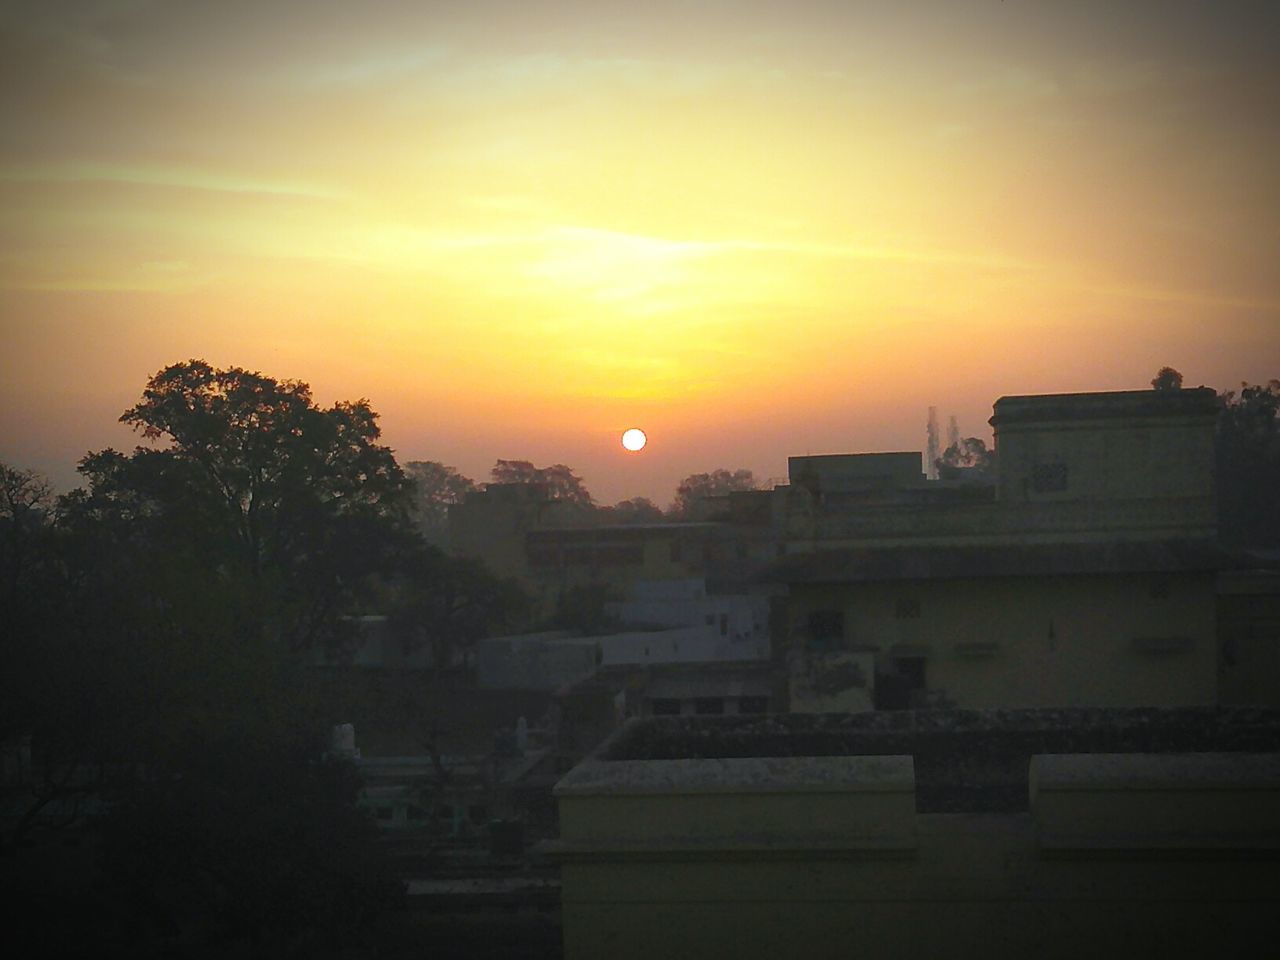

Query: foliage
[543,581,621,637]
[1216,378,1280,548]
[490,458,593,505]
[935,437,995,481]
[668,468,757,519]
[387,545,529,670]
[599,496,665,524]
[404,459,476,544]
[92,359,417,653]
[1152,366,1184,390]
[97,735,403,954]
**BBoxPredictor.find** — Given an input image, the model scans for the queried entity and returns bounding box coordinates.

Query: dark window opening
[694,697,725,715]
[1031,462,1068,493]
[875,656,927,711]
[719,613,729,637]
[807,609,844,652]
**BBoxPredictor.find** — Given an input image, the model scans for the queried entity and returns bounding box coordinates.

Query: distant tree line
[406,459,761,529]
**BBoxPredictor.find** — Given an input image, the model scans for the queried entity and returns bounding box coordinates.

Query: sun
[621,427,647,452]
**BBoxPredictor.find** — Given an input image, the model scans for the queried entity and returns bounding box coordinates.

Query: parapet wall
[551,716,1280,959]
[602,708,1280,812]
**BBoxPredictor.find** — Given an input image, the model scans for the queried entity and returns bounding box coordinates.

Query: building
[548,709,1280,959]
[772,387,1242,710]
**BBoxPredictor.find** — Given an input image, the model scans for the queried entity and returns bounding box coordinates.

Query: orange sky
[2,1,1278,505]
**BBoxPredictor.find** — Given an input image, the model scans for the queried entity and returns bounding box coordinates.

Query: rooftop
[578,707,1280,812]
[990,387,1219,426]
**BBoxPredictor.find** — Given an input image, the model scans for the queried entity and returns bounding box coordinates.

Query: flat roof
[990,387,1218,426]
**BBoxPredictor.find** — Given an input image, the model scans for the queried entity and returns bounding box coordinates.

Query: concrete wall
[595,625,766,666]
[607,587,770,653]
[1218,569,1280,706]
[552,748,1280,959]
[786,572,1218,708]
[475,634,600,691]
[992,389,1219,507]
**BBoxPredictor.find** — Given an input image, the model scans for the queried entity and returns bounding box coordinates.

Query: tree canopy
[936,437,995,481]
[1216,378,1280,548]
[599,496,665,524]
[404,460,476,544]
[668,468,757,519]
[490,458,593,505]
[1152,366,1184,390]
[83,359,418,652]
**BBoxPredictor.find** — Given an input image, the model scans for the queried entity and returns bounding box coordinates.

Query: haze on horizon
[2,0,1277,505]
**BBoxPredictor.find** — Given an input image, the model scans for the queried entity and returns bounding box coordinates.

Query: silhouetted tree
[97,359,417,652]
[668,468,757,519]
[490,458,593,505]
[387,547,529,672]
[599,496,665,524]
[1217,378,1280,548]
[936,438,995,481]
[404,460,476,544]
[544,581,621,636]
[1152,366,1184,390]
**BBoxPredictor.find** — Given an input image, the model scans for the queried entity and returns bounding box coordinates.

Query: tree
[1216,378,1280,548]
[599,496,665,524]
[404,460,476,544]
[1152,366,1184,390]
[490,459,593,505]
[107,359,416,652]
[668,468,757,519]
[387,547,529,672]
[935,438,995,481]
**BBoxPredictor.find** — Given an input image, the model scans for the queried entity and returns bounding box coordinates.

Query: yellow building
[776,387,1232,710]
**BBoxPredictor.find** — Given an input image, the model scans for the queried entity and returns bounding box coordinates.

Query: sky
[2,0,1278,505]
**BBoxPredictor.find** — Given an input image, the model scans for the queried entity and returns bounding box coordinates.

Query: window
[651,698,681,716]
[1031,462,1068,493]
[895,598,921,619]
[807,609,844,652]
[738,696,768,715]
[719,613,729,637]
[874,656,927,711]
[694,697,725,715]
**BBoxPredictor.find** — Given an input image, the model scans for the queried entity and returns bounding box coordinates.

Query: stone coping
[555,754,913,797]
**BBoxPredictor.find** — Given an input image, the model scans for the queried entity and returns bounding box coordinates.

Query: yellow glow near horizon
[2,3,1278,503]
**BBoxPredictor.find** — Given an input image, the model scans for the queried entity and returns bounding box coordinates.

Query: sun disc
[621,427,647,451]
